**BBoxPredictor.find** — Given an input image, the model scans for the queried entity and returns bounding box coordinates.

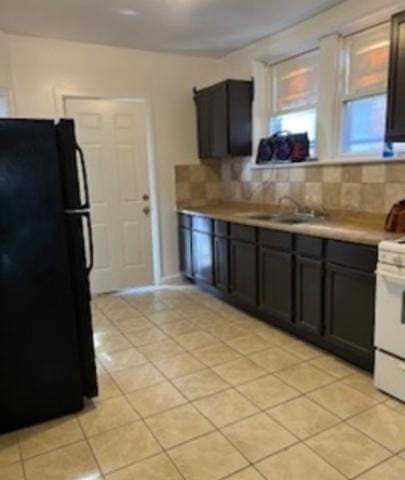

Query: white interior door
[65,98,153,294]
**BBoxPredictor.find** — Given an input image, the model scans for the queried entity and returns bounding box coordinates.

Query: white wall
[0,29,12,88]
[8,35,221,282]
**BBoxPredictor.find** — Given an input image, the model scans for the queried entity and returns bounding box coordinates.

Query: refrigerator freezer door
[64,212,98,398]
[56,119,90,210]
[0,119,84,432]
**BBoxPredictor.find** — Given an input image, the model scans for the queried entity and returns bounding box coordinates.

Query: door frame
[54,87,162,287]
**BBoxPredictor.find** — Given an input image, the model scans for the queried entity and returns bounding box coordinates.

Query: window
[341,23,403,156]
[0,92,10,118]
[269,50,319,157]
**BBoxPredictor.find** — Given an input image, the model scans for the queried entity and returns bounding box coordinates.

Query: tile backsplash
[175,159,405,214]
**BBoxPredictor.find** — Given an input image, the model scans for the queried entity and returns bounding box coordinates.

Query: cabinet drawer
[326,240,377,272]
[230,223,256,243]
[259,229,293,251]
[178,213,191,229]
[215,220,229,237]
[296,235,323,259]
[192,216,213,234]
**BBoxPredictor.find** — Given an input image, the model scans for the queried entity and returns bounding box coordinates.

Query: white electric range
[375,238,405,401]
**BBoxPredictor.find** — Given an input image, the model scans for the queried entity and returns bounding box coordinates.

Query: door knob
[142,194,149,201]
[143,206,151,215]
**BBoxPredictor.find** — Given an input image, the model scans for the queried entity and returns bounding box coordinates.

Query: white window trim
[335,22,392,161]
[255,5,405,170]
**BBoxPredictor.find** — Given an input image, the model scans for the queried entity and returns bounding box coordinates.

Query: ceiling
[0,0,345,58]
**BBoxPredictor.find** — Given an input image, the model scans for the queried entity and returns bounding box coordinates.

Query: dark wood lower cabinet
[230,240,257,309]
[178,215,377,371]
[214,236,229,293]
[259,247,293,324]
[295,256,323,335]
[191,231,213,285]
[179,227,193,279]
[325,263,375,366]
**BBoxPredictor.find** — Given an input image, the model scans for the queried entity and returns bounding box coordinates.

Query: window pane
[272,50,319,112]
[0,96,8,118]
[345,23,390,96]
[343,95,386,154]
[270,109,316,156]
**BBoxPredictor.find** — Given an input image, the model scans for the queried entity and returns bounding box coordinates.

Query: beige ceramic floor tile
[192,343,241,367]
[222,413,297,462]
[173,369,229,400]
[282,339,323,360]
[159,319,198,337]
[148,310,186,325]
[125,326,169,347]
[206,323,248,342]
[310,354,359,378]
[256,443,345,480]
[275,363,335,393]
[113,316,153,334]
[78,396,139,437]
[356,457,405,480]
[138,338,184,362]
[97,370,122,400]
[237,374,300,409]
[24,441,101,480]
[308,382,378,419]
[0,433,20,467]
[169,431,248,480]
[175,331,220,350]
[226,334,271,355]
[98,348,147,372]
[89,421,161,474]
[126,381,186,417]
[111,363,165,393]
[348,404,405,452]
[342,372,388,402]
[213,358,267,386]
[104,306,140,323]
[94,333,132,355]
[193,389,258,428]
[146,404,214,448]
[19,415,83,459]
[306,423,390,478]
[226,468,264,480]
[154,352,205,379]
[105,453,183,480]
[268,396,340,439]
[385,398,405,415]
[248,347,300,373]
[0,462,24,480]
[253,325,294,345]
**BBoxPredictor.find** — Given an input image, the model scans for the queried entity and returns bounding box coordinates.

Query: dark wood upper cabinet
[386,11,405,141]
[194,79,253,159]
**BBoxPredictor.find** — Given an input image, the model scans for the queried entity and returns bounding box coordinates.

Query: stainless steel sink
[236,212,326,224]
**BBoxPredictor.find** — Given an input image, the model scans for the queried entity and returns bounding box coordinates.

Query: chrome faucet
[278,196,309,214]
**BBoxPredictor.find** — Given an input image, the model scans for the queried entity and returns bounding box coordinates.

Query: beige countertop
[177,202,403,246]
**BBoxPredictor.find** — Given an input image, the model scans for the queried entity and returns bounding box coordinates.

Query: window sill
[251,156,405,169]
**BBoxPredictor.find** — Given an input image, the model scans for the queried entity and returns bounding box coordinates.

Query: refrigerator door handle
[83,212,94,275]
[76,144,90,210]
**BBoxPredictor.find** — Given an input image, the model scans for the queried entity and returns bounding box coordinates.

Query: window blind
[272,50,319,113]
[344,23,390,97]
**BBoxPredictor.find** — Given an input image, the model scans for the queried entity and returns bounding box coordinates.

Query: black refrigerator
[0,119,98,433]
